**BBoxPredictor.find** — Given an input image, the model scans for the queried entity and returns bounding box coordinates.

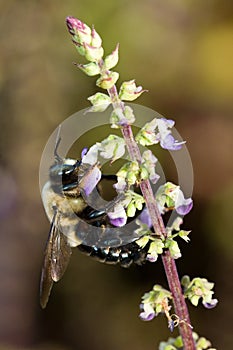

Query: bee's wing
[40,211,72,309]
[40,218,56,309]
[51,223,72,282]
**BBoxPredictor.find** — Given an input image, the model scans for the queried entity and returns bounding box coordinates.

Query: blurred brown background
[0,0,232,349]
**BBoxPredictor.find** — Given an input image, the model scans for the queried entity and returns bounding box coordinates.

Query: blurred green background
[0,0,232,349]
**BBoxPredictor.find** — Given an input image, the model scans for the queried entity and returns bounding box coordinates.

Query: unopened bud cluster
[66,16,146,126]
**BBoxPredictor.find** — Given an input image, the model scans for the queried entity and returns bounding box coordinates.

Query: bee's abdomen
[78,241,150,268]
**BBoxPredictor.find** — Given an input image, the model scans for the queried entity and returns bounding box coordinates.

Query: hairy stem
[162,251,195,349]
[108,85,196,350]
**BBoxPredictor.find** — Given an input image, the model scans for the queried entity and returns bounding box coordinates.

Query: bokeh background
[0,0,232,349]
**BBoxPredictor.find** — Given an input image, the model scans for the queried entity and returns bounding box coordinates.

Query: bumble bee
[40,146,150,308]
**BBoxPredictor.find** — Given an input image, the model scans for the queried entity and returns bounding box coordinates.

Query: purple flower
[113,177,127,192]
[80,164,101,196]
[176,198,193,215]
[139,311,156,321]
[139,301,156,321]
[161,118,174,128]
[156,182,193,216]
[203,299,218,309]
[81,144,99,165]
[146,254,158,263]
[160,134,184,151]
[81,147,88,159]
[136,117,185,151]
[138,208,152,228]
[157,118,185,151]
[175,195,193,216]
[107,204,127,227]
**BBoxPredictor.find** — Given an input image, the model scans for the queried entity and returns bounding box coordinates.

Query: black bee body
[78,241,150,267]
[49,158,148,267]
[40,157,148,308]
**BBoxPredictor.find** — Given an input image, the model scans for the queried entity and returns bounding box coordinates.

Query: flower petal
[81,144,99,165]
[139,208,152,228]
[176,198,193,215]
[81,147,88,159]
[146,254,158,263]
[203,299,218,309]
[160,134,184,150]
[80,164,101,196]
[139,311,155,321]
[107,204,127,227]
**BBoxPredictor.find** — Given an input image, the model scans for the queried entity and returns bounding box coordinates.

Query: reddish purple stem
[108,85,196,350]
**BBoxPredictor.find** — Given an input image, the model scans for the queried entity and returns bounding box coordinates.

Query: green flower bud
[135,198,143,211]
[135,128,158,146]
[196,337,212,348]
[136,235,150,248]
[146,239,165,262]
[173,336,183,348]
[166,239,181,259]
[140,166,149,180]
[76,62,101,76]
[96,71,119,89]
[127,171,137,185]
[84,43,104,62]
[164,182,179,200]
[78,30,91,46]
[104,43,119,70]
[109,108,121,128]
[152,239,164,254]
[116,166,128,179]
[125,161,140,185]
[129,160,140,173]
[66,17,92,46]
[75,44,87,57]
[109,105,135,128]
[90,27,102,47]
[181,275,190,288]
[119,79,147,101]
[127,202,136,217]
[124,105,135,124]
[87,92,111,112]
[141,150,159,184]
[99,134,125,162]
[110,107,124,127]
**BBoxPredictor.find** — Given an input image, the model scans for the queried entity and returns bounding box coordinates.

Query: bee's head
[49,158,81,193]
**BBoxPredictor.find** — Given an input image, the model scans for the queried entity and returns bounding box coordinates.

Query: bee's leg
[79,206,107,226]
[86,208,106,220]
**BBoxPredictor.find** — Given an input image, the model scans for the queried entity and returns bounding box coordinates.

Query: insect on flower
[40,131,151,308]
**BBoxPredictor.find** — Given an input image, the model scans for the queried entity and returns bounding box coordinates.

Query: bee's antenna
[54,125,63,162]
